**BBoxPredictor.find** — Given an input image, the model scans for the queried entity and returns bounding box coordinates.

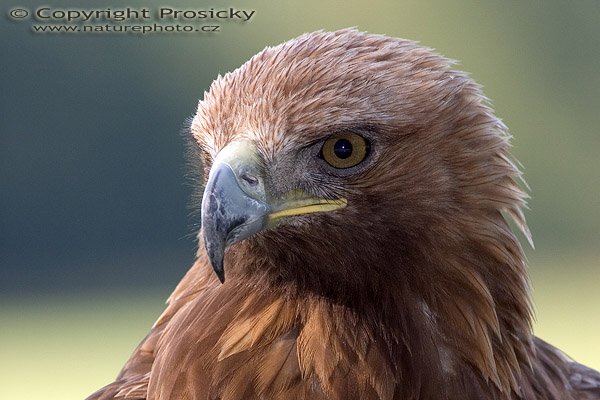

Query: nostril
[240,172,259,187]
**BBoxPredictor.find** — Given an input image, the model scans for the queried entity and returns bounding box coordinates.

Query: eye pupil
[333,139,353,159]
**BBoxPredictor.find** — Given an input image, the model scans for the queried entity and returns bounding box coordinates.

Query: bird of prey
[88,29,600,400]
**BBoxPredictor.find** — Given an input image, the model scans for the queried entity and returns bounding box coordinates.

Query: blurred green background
[1,1,598,398]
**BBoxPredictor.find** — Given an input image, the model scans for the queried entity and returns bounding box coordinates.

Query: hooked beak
[200,141,346,283]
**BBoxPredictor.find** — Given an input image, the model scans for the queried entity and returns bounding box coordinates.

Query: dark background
[1,1,598,398]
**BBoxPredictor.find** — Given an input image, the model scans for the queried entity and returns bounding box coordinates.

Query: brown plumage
[88,29,600,400]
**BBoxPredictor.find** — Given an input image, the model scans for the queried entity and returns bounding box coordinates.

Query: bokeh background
[1,1,599,398]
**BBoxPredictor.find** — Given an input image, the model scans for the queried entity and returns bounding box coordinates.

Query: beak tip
[206,246,226,284]
[214,267,226,284]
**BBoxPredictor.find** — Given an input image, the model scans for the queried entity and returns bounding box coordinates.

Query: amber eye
[320,133,370,169]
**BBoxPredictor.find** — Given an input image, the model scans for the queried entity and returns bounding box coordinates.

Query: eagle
[88,29,600,400]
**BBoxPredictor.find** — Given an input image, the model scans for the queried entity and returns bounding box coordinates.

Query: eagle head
[193,28,529,303]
